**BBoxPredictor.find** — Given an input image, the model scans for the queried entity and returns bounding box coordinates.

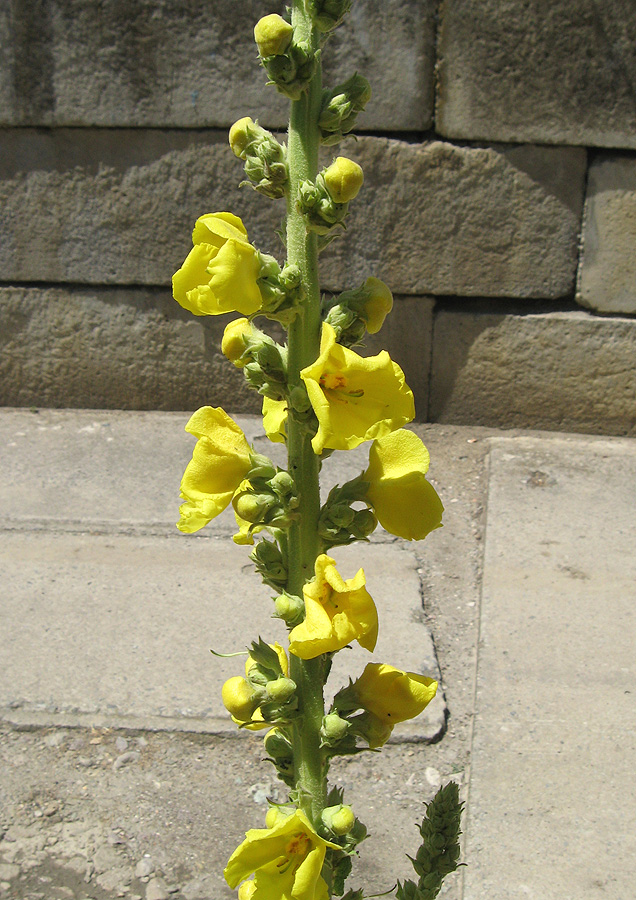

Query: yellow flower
[323,157,364,203]
[254,14,294,57]
[300,324,414,454]
[353,663,437,725]
[262,397,288,444]
[177,407,252,534]
[364,430,444,541]
[224,809,337,900]
[173,212,262,317]
[222,676,261,723]
[289,555,378,659]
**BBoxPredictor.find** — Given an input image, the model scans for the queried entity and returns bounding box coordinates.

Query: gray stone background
[1,0,635,435]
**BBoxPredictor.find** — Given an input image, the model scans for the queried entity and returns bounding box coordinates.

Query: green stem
[285,2,326,829]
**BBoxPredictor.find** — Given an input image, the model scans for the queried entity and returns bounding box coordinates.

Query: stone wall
[1,0,635,435]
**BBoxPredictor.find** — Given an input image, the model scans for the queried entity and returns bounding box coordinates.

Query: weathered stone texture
[429,308,636,436]
[437,0,636,149]
[0,286,258,411]
[0,0,435,131]
[577,155,636,315]
[0,287,430,413]
[0,131,586,299]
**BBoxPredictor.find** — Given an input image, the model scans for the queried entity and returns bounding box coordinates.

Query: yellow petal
[365,430,444,541]
[353,663,437,724]
[192,212,249,247]
[262,397,288,444]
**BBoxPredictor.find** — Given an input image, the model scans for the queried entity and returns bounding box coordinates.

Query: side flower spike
[177,407,252,534]
[300,323,414,453]
[288,554,378,659]
[172,212,262,317]
[363,429,444,541]
[224,809,338,900]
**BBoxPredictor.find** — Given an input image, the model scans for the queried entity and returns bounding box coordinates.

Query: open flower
[224,809,337,900]
[177,407,252,533]
[288,554,378,659]
[300,324,414,453]
[353,662,437,725]
[364,429,444,541]
[173,212,262,317]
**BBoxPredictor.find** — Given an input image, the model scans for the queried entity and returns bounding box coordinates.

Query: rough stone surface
[0,287,431,413]
[464,436,636,899]
[577,154,636,314]
[436,0,636,148]
[0,0,435,131]
[429,307,636,436]
[0,131,586,300]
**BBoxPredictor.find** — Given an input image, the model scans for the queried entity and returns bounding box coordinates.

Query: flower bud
[274,591,305,626]
[320,712,350,745]
[233,491,277,525]
[228,117,256,158]
[269,471,295,497]
[323,157,363,203]
[222,317,253,367]
[221,676,260,722]
[248,453,277,481]
[289,385,312,413]
[263,727,293,760]
[352,508,377,538]
[358,277,393,334]
[265,676,297,703]
[309,0,352,32]
[254,14,293,57]
[250,539,287,590]
[321,804,356,836]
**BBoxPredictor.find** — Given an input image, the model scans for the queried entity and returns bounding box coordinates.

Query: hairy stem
[285,1,326,829]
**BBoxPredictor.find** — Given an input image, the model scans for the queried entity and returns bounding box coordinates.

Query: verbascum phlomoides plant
[172,3,463,898]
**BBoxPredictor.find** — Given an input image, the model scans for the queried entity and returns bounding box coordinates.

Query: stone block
[0,287,431,414]
[577,154,636,315]
[0,0,435,131]
[0,130,585,300]
[436,0,636,149]
[0,286,258,411]
[429,307,636,436]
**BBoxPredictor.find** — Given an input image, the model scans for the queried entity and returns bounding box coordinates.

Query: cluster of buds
[396,782,464,900]
[222,318,288,401]
[263,728,295,786]
[229,117,288,199]
[298,156,364,235]
[323,276,394,346]
[318,478,377,549]
[250,538,288,591]
[257,257,306,325]
[308,0,352,32]
[233,461,299,534]
[254,14,316,100]
[319,74,372,145]
[222,640,298,732]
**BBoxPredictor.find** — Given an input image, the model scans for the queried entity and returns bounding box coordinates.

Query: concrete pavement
[1,408,634,900]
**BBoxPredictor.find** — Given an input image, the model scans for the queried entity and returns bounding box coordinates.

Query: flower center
[319,372,364,401]
[277,832,311,874]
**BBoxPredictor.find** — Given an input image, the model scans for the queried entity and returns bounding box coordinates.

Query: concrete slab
[464,435,636,899]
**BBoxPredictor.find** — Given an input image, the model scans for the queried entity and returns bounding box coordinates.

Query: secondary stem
[285,2,326,829]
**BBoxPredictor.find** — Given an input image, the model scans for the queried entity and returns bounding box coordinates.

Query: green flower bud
[250,540,288,590]
[269,471,295,497]
[324,157,364,203]
[352,508,377,538]
[274,591,305,626]
[263,727,293,760]
[289,385,312,413]
[254,341,287,382]
[254,14,293,57]
[321,804,356,836]
[308,0,352,32]
[248,453,278,481]
[278,264,302,291]
[265,676,297,703]
[233,490,278,525]
[320,712,350,746]
[319,74,372,144]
